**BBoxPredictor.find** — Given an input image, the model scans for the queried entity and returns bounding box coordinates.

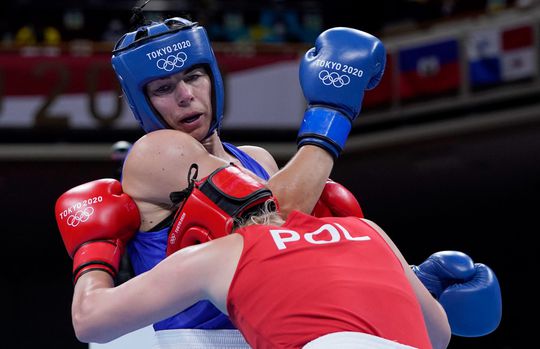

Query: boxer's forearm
[266,145,333,218]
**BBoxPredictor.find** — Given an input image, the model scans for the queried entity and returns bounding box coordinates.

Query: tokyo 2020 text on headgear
[112,15,224,138]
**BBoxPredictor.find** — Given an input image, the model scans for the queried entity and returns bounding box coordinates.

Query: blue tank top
[127,143,270,331]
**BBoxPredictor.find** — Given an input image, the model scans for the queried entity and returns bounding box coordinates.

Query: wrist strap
[73,240,123,284]
[297,107,351,158]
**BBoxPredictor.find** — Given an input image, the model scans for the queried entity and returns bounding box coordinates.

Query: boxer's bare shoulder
[122,129,230,231]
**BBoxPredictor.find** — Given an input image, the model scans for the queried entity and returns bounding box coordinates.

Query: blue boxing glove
[298,27,386,158]
[412,251,502,337]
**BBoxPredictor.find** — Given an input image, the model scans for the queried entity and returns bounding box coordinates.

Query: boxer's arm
[268,28,385,218]
[72,249,205,343]
[362,219,451,349]
[267,145,334,218]
[71,233,240,343]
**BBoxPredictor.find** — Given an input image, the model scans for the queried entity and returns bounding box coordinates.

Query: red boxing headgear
[166,164,276,255]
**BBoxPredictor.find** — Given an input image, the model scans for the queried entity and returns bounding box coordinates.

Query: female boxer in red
[56,129,451,349]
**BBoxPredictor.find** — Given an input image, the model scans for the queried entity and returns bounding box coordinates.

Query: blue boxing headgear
[112,17,224,137]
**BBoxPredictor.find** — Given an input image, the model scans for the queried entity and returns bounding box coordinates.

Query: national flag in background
[398,39,460,100]
[467,24,536,87]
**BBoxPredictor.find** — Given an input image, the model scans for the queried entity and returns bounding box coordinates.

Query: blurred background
[1,0,538,348]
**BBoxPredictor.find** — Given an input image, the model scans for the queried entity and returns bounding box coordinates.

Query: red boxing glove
[311,179,364,218]
[55,179,140,283]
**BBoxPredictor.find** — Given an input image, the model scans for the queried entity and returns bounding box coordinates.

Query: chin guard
[166,164,276,255]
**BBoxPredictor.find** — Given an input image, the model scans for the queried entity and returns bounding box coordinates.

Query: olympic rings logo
[319,70,350,88]
[156,52,188,71]
[66,207,94,227]
[169,234,176,246]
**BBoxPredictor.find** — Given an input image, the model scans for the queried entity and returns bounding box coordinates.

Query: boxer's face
[146,67,213,142]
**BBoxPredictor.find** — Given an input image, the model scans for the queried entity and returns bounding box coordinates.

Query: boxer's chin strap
[170,163,199,205]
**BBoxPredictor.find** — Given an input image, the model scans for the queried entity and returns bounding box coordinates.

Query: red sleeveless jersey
[227,211,432,349]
